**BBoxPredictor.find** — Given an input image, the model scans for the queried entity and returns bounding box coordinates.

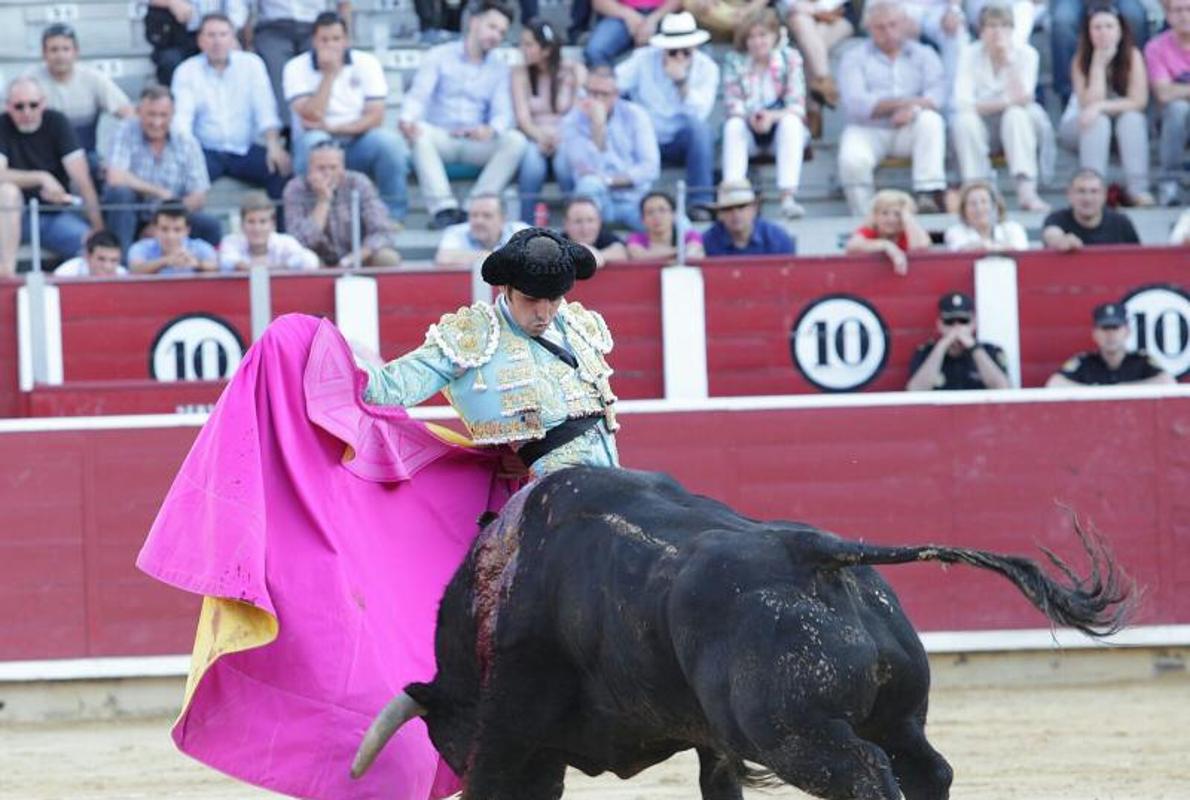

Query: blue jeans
[583,17,634,67]
[658,115,715,207]
[295,128,410,221]
[517,144,574,223]
[101,185,223,254]
[1051,0,1149,102]
[20,208,89,260]
[574,174,644,230]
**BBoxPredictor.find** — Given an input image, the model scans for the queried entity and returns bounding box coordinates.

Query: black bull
[354,467,1132,799]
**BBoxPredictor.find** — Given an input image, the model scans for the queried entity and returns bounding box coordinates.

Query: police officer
[906,291,1011,391]
[1046,303,1176,387]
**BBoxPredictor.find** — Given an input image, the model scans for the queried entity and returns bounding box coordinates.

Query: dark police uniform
[1056,350,1164,385]
[907,342,1009,390]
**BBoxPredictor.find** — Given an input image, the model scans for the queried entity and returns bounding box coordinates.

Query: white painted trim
[660,265,709,399]
[45,282,63,385]
[17,284,32,392]
[3,625,1185,682]
[334,274,380,355]
[1,385,1188,435]
[974,256,1021,388]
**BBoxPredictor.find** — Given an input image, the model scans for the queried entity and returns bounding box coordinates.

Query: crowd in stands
[0,0,1188,277]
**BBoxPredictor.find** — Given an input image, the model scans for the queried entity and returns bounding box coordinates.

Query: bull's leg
[865,720,952,800]
[751,719,902,800]
[697,746,744,800]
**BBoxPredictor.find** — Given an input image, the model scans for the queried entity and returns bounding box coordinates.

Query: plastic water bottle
[534,202,549,228]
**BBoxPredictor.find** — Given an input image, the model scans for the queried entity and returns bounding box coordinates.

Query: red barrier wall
[1,394,1186,661]
[0,280,20,418]
[1015,246,1188,387]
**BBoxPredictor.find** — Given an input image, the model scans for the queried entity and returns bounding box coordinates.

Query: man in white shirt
[434,193,527,268]
[250,0,352,119]
[31,24,133,160]
[836,0,948,215]
[219,191,319,269]
[54,230,128,277]
[173,14,292,204]
[283,11,409,222]
[615,12,719,215]
[399,0,527,229]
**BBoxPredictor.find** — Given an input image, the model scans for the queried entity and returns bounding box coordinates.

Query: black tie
[534,336,578,369]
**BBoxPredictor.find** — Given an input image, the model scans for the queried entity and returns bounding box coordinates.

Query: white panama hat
[649,11,711,50]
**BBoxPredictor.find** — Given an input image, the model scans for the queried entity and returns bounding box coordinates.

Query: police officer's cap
[481,227,597,300]
[1092,302,1128,328]
[938,291,975,319]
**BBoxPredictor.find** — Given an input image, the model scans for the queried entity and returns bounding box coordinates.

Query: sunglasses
[941,317,972,326]
[665,48,693,58]
[11,101,43,111]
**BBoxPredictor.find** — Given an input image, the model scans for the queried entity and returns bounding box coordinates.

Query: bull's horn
[350,692,427,779]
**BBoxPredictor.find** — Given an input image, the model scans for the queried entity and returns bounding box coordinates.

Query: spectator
[702,178,796,256]
[144,0,249,87]
[32,24,133,160]
[173,14,291,207]
[584,0,682,67]
[1171,208,1190,244]
[127,202,219,274]
[512,19,583,224]
[1058,3,1154,206]
[251,0,351,119]
[283,141,402,267]
[415,0,537,44]
[785,1,856,111]
[836,1,947,215]
[616,12,719,215]
[54,229,127,277]
[434,192,527,268]
[944,181,1029,251]
[906,291,1011,391]
[284,12,409,222]
[1051,0,1150,103]
[399,0,526,229]
[219,191,319,270]
[899,0,970,104]
[844,189,931,275]
[560,195,627,266]
[721,7,809,220]
[104,85,222,252]
[561,66,660,230]
[965,0,1043,48]
[1046,302,1175,386]
[0,76,103,276]
[683,0,767,41]
[1145,0,1190,207]
[1042,168,1140,250]
[952,4,1054,212]
[625,190,704,259]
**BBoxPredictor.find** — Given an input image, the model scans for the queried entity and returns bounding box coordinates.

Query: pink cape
[137,314,513,799]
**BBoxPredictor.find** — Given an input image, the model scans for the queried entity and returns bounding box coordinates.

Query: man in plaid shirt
[282,140,401,267]
[103,84,222,252]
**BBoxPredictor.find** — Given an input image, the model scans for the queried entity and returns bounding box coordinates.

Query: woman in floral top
[721,7,809,219]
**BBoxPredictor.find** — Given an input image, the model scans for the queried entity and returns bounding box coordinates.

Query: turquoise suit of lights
[360,296,620,477]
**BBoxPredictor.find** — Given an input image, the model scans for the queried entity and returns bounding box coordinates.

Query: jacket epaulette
[428,302,501,369]
[561,301,614,355]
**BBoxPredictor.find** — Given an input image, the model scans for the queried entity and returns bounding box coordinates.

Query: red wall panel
[0,280,20,417]
[1014,246,1188,387]
[1,395,1186,661]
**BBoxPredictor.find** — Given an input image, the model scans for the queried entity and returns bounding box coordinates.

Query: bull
[353,467,1132,799]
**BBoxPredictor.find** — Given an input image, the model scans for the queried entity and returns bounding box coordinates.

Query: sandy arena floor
[3,677,1188,800]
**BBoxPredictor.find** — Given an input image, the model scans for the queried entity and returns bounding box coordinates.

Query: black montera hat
[481,227,597,299]
[1092,302,1127,327]
[938,291,975,318]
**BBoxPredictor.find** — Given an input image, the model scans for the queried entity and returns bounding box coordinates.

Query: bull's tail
[790,517,1135,638]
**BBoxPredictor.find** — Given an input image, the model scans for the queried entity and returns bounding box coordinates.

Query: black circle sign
[149,313,246,382]
[1122,285,1190,378]
[789,294,890,392]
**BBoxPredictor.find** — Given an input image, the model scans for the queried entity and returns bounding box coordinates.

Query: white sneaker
[781,195,805,219]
